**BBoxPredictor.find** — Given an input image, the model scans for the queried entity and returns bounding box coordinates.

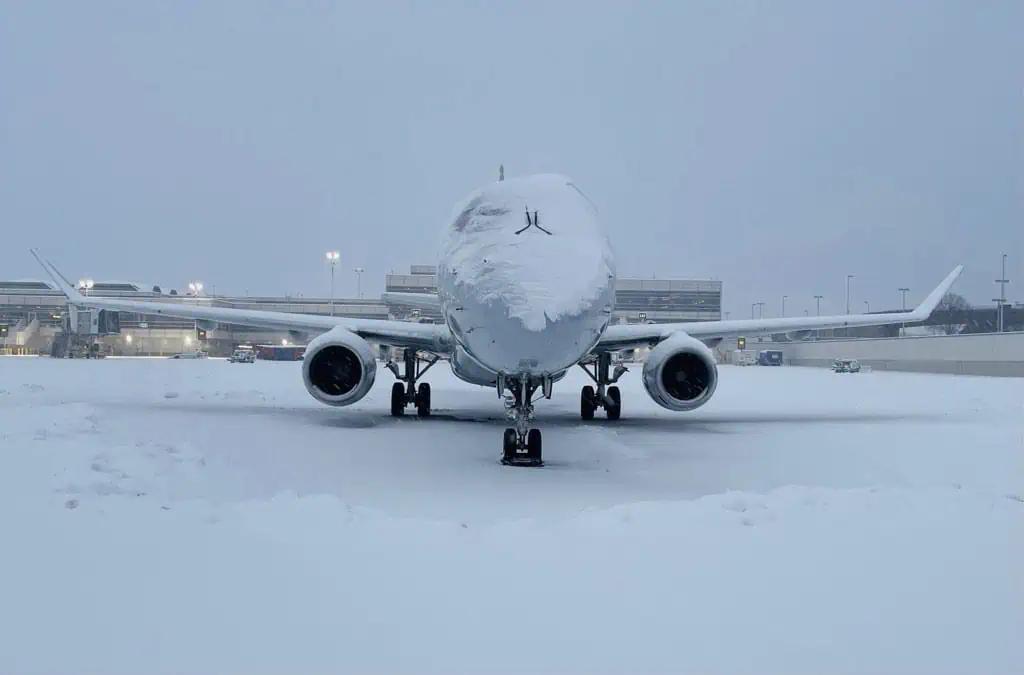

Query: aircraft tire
[606,386,622,420]
[502,428,517,463]
[527,429,542,462]
[581,386,596,420]
[416,382,431,417]
[390,382,405,417]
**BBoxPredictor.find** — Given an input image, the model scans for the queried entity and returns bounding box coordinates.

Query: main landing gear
[579,352,627,421]
[500,373,551,467]
[387,349,438,417]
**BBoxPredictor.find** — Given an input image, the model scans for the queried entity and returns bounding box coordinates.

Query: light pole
[995,253,1009,333]
[325,251,340,316]
[77,278,94,297]
[864,300,870,313]
[845,274,855,337]
[756,302,765,319]
[186,281,203,349]
[898,288,909,337]
[813,295,823,340]
[781,295,787,317]
[751,303,757,319]
[353,267,365,299]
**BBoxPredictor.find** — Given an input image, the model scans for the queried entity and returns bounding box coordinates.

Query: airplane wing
[31,250,452,353]
[596,265,963,351]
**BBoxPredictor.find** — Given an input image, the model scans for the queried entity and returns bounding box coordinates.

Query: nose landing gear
[579,352,627,420]
[500,374,546,467]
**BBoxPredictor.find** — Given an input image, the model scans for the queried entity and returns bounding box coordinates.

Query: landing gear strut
[579,352,627,420]
[500,374,548,467]
[387,349,438,417]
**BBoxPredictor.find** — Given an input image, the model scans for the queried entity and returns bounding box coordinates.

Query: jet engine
[642,332,718,411]
[301,327,377,406]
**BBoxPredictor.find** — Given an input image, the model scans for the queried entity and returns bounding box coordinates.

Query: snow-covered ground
[1,356,1021,674]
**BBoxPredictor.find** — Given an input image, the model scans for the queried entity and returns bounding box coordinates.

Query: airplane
[32,173,963,467]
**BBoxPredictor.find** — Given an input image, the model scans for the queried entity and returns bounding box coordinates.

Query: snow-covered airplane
[33,174,962,466]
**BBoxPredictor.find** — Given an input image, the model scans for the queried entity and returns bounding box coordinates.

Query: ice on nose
[441,174,615,332]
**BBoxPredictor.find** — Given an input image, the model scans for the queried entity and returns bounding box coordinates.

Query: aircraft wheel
[390,382,405,417]
[527,428,542,462]
[581,385,596,420]
[502,428,517,463]
[416,382,431,417]
[606,386,622,420]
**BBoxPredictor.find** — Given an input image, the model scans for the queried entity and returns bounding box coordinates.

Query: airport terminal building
[1,267,722,356]
[386,265,723,324]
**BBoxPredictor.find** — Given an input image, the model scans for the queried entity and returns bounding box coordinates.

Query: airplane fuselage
[437,174,616,386]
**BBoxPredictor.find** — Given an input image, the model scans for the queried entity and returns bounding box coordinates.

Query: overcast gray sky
[2,1,1021,317]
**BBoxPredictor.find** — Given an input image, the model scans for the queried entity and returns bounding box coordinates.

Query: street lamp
[325,251,340,316]
[898,288,910,311]
[353,266,365,299]
[813,295,823,340]
[78,278,94,296]
[898,288,910,337]
[845,274,855,337]
[995,253,1009,333]
[186,282,204,343]
[781,295,788,317]
[864,300,870,313]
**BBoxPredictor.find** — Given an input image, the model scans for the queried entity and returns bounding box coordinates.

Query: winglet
[909,265,964,320]
[29,249,86,304]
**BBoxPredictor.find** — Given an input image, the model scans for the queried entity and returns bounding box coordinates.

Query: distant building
[386,265,438,294]
[385,265,442,322]
[382,265,722,324]
[615,278,722,323]
[0,279,385,356]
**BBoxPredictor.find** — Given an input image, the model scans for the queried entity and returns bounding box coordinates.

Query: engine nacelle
[642,332,719,411]
[301,327,377,406]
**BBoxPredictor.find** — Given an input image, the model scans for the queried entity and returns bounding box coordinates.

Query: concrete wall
[749,332,1024,377]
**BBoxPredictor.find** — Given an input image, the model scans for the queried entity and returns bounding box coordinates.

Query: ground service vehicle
[832,359,861,373]
[229,348,256,363]
[170,350,208,360]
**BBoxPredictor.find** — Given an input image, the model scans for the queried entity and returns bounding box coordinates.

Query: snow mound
[0,402,99,441]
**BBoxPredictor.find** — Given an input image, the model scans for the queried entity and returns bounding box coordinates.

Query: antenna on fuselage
[498,164,504,182]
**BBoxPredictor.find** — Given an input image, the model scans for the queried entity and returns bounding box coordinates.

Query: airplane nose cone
[439,173,616,375]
